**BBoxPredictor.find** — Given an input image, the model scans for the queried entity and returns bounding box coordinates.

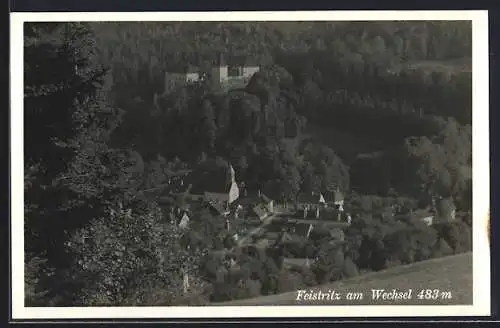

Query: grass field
[217,252,473,306]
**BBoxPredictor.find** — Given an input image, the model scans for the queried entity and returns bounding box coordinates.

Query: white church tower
[228,163,239,204]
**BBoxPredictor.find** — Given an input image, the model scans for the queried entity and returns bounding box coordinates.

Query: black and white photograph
[11,10,490,319]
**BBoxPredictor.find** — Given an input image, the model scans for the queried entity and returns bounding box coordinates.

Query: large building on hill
[210,54,260,90]
[163,53,261,93]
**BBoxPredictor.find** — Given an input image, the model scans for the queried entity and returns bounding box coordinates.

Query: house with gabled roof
[236,187,275,213]
[300,191,326,205]
[323,187,345,210]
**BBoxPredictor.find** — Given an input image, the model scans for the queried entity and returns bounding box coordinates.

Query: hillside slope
[217,252,472,305]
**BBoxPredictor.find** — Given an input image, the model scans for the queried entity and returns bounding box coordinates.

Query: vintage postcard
[10,10,490,320]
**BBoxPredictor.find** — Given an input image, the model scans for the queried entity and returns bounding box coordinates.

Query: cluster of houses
[160,158,459,289]
[162,157,457,256]
[161,159,352,251]
[296,189,351,223]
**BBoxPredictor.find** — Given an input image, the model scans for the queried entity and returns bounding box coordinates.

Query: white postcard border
[10,10,490,319]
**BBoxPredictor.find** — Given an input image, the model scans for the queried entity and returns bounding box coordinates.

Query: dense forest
[25,21,472,306]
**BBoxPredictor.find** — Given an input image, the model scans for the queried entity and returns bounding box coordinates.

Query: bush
[25,254,55,306]
[276,271,303,293]
[67,201,206,306]
[297,266,317,287]
[453,220,472,253]
[312,245,344,284]
[432,238,454,258]
[209,280,239,303]
[200,254,223,282]
[240,279,262,299]
[435,220,471,254]
[342,256,360,278]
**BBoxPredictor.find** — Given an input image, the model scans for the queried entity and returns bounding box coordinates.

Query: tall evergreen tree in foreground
[24,22,205,306]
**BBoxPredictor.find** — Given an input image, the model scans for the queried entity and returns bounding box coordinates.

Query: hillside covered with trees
[24,21,472,306]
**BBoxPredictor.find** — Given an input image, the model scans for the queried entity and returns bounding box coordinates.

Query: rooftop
[323,189,344,202]
[238,191,273,206]
[207,200,226,215]
[297,192,324,204]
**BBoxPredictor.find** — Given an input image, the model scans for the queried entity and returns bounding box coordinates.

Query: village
[135,52,463,297]
[146,160,349,272]
[144,157,458,295]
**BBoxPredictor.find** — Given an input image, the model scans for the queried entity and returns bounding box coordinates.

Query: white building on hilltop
[210,53,260,90]
[164,53,261,93]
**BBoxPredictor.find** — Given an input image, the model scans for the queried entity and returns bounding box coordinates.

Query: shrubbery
[67,203,206,306]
